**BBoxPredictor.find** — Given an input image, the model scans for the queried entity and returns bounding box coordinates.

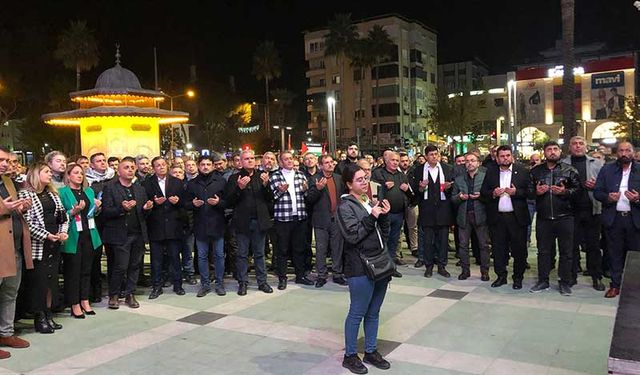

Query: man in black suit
[225,150,274,296]
[185,155,229,297]
[143,157,186,299]
[480,145,530,290]
[594,141,640,298]
[306,155,345,287]
[101,157,153,309]
[411,145,454,278]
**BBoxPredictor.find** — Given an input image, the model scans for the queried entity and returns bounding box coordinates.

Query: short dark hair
[342,163,363,191]
[0,146,11,154]
[543,140,560,150]
[320,154,334,164]
[347,142,358,148]
[107,156,120,163]
[151,156,165,167]
[121,156,135,164]
[424,145,438,154]
[496,145,512,154]
[89,152,105,163]
[454,154,466,160]
[198,155,214,164]
[77,155,89,162]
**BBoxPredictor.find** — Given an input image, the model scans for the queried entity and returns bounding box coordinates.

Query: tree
[53,20,100,92]
[428,89,480,150]
[349,38,375,145]
[252,40,282,138]
[324,13,359,147]
[367,25,394,154]
[561,0,576,151]
[611,96,640,145]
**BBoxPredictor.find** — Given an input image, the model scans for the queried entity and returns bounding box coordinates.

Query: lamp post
[273,125,292,151]
[326,95,337,154]
[166,89,195,154]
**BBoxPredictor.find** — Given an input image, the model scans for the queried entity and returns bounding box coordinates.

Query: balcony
[305,68,325,78]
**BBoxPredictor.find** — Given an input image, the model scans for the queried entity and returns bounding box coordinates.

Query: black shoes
[530,281,550,293]
[70,308,85,319]
[593,278,606,291]
[185,275,198,285]
[512,280,523,290]
[559,282,572,296]
[363,350,391,370]
[108,296,119,309]
[237,282,248,296]
[197,286,211,298]
[278,277,288,290]
[333,276,347,286]
[392,270,403,278]
[173,287,186,296]
[480,272,490,282]
[45,311,62,330]
[343,354,368,374]
[315,278,327,288]
[125,294,140,308]
[437,266,450,278]
[149,287,163,300]
[295,277,314,286]
[215,283,226,296]
[458,270,470,280]
[34,313,54,334]
[424,266,433,278]
[258,283,273,293]
[491,276,507,288]
[414,260,425,268]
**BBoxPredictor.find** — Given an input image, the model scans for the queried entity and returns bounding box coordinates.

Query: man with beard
[336,143,360,175]
[185,155,228,297]
[45,151,67,189]
[594,141,640,298]
[561,136,605,291]
[85,152,116,302]
[529,141,581,295]
[134,155,152,183]
[481,145,531,289]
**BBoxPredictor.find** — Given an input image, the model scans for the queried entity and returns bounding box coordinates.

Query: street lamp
[273,125,293,151]
[327,95,337,154]
[165,89,196,154]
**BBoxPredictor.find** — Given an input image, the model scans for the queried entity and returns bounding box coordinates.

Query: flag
[301,142,308,154]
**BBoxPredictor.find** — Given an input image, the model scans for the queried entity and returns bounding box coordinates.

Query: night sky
[2,0,640,111]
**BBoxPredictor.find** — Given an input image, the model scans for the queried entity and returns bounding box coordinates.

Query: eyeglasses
[354,177,370,183]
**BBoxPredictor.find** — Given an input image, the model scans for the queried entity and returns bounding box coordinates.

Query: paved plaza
[3,246,616,375]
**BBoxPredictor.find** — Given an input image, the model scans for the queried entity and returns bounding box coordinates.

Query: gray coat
[451,168,488,228]
[561,155,603,215]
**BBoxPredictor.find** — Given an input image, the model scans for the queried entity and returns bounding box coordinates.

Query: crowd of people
[0,137,636,373]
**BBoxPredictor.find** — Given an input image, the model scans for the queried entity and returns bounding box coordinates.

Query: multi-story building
[304,14,437,154]
[438,58,489,94]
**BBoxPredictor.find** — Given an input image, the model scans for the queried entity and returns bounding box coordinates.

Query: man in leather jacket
[529,141,581,295]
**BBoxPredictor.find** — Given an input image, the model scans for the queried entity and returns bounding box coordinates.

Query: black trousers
[63,233,95,305]
[606,213,640,288]
[536,217,574,283]
[26,241,60,312]
[274,219,308,279]
[107,234,145,297]
[489,212,527,281]
[150,239,182,289]
[423,225,449,267]
[572,210,602,281]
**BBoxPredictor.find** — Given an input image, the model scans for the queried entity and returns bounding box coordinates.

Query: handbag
[358,248,396,281]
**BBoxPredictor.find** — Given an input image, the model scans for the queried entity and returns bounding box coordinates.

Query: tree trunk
[375,61,381,156]
[357,66,364,149]
[75,64,81,155]
[561,0,576,152]
[265,77,271,137]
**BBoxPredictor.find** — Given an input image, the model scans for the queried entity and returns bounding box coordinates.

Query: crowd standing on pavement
[0,137,637,374]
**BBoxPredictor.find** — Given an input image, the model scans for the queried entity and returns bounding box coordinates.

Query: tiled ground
[2,243,616,375]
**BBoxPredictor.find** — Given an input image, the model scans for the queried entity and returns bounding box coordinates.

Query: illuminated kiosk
[42,52,188,157]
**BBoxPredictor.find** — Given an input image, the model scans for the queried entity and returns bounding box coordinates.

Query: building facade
[304,14,438,154]
[438,58,489,94]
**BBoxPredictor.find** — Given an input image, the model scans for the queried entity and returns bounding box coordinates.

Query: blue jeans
[387,212,405,259]
[527,200,536,244]
[236,219,267,285]
[182,233,195,277]
[195,237,225,287]
[344,276,389,356]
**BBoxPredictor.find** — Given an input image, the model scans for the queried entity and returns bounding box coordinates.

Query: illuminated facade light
[547,65,584,78]
[488,88,505,94]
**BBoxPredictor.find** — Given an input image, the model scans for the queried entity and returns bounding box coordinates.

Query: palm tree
[349,38,375,146]
[54,20,100,92]
[324,13,358,147]
[367,25,394,154]
[561,0,576,151]
[252,40,282,137]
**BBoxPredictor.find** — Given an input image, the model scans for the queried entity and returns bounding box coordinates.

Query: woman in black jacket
[337,163,392,374]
